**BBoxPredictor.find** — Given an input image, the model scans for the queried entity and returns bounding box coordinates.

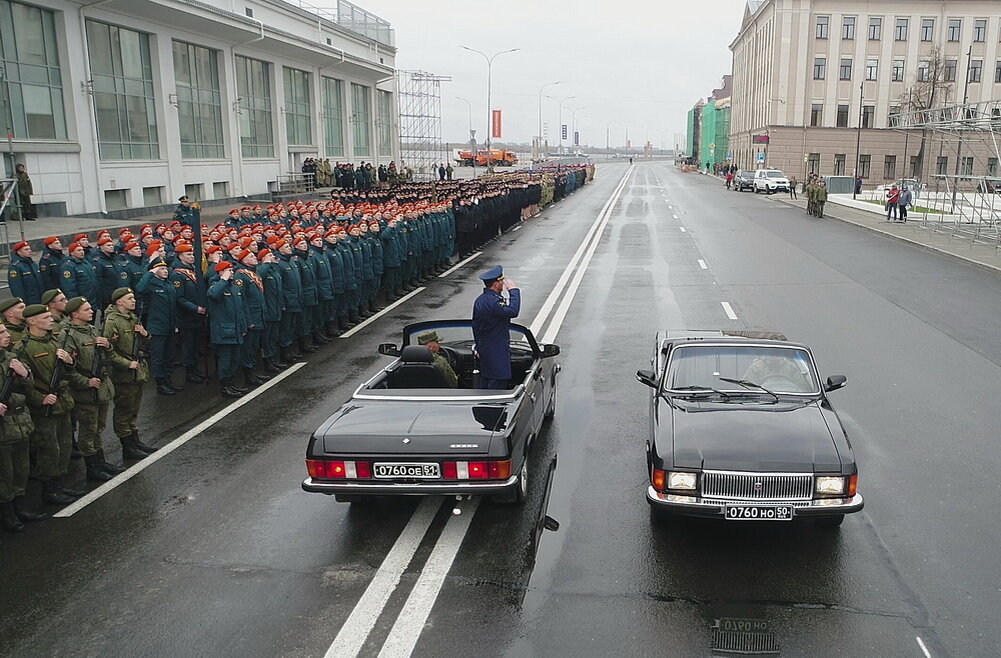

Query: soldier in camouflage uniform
[1,297,27,344]
[103,288,156,460]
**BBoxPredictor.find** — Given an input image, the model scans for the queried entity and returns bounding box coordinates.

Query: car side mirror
[636,369,658,389]
[378,343,401,357]
[825,375,847,392]
[540,344,560,358]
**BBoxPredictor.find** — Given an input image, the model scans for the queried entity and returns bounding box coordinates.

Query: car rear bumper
[302,476,518,496]
[646,486,864,518]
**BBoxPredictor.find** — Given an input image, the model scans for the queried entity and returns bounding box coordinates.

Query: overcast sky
[333,0,747,149]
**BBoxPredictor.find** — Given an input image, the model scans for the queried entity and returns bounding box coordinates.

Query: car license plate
[373,462,441,479]
[724,505,793,521]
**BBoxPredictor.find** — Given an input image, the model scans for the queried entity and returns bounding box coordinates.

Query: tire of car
[815,514,845,528]
[493,457,528,504]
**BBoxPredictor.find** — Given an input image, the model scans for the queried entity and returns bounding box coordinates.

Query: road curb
[774,197,1001,275]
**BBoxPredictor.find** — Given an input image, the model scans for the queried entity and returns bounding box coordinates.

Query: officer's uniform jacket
[8,255,44,305]
[60,255,100,301]
[471,287,521,381]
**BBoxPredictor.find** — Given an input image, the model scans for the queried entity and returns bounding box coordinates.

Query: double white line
[325,165,634,658]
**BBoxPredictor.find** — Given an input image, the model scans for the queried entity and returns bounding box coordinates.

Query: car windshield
[665,344,819,394]
[766,172,785,179]
[405,322,532,349]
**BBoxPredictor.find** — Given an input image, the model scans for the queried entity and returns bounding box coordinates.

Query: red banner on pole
[491,110,502,139]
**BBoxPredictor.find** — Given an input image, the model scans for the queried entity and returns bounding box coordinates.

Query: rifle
[45,330,72,418]
[87,322,113,404]
[131,302,148,383]
[0,335,31,409]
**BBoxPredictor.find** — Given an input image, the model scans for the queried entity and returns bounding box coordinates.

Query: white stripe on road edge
[915,637,932,658]
[54,362,308,518]
[721,302,739,320]
[673,214,679,219]
[377,497,480,658]
[339,287,426,339]
[438,251,482,278]
[327,167,632,658]
[698,259,708,269]
[680,227,687,232]
[511,225,522,232]
[324,498,441,658]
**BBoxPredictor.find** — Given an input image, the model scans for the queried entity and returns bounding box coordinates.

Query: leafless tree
[898,45,954,181]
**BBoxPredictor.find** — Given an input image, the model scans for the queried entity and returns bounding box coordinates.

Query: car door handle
[530,393,537,402]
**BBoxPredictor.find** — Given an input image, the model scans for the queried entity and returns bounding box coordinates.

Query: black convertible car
[636,331,863,528]
[302,320,559,504]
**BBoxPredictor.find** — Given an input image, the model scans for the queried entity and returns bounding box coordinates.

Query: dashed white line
[679,227,687,232]
[339,287,426,338]
[438,251,482,278]
[698,259,708,269]
[916,636,932,658]
[721,301,739,320]
[54,362,308,517]
[673,214,679,219]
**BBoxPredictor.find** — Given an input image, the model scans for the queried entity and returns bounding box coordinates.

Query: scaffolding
[889,99,1001,251]
[397,70,451,182]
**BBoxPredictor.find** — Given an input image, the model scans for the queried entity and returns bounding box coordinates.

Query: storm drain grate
[710,618,779,655]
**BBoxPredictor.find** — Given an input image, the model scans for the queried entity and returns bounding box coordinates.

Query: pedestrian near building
[471,266,521,390]
[8,242,44,305]
[815,180,828,218]
[14,164,36,221]
[885,185,900,221]
[788,175,798,199]
[103,287,155,460]
[898,186,912,223]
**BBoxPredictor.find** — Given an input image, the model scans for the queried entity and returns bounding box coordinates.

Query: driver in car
[742,353,813,392]
[417,330,458,388]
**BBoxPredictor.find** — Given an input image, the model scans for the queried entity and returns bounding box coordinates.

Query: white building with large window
[0,0,398,216]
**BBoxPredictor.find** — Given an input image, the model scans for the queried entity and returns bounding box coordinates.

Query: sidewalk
[774,195,1001,273]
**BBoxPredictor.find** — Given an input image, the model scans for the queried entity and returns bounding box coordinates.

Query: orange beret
[214,261,233,272]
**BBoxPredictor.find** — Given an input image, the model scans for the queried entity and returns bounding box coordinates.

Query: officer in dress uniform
[471,266,521,390]
[170,244,207,384]
[8,242,44,305]
[38,236,65,291]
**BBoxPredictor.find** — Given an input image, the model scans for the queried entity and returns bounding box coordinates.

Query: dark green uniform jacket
[8,254,44,305]
[136,270,177,336]
[64,322,115,404]
[207,278,247,345]
[103,308,151,384]
[0,350,35,444]
[23,332,75,416]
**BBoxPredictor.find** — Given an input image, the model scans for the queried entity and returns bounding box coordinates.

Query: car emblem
[753,481,763,492]
[402,438,411,444]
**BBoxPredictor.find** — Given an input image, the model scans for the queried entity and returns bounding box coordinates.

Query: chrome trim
[647,487,864,516]
[302,475,518,494]
[702,470,814,501]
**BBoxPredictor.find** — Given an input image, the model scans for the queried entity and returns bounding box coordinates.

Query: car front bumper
[646,486,864,518]
[302,475,519,497]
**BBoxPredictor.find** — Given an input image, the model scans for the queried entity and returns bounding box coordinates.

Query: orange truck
[455,149,518,167]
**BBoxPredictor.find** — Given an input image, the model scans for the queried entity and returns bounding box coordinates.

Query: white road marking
[438,252,482,278]
[679,227,687,232]
[324,498,441,658]
[339,287,426,338]
[698,259,708,269]
[511,225,522,232]
[673,214,679,219]
[721,301,739,320]
[376,497,480,657]
[54,362,308,518]
[915,637,932,658]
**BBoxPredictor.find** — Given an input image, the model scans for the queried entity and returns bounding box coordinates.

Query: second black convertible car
[636,331,863,528]
[302,320,559,504]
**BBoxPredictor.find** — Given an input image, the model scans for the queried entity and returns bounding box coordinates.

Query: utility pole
[950,45,973,213]
[853,80,864,199]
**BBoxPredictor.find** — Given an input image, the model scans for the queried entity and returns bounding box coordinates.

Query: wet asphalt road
[2,162,1000,657]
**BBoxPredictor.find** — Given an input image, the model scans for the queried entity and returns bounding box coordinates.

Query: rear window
[766,171,785,178]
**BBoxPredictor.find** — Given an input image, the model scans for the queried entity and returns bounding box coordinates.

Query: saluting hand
[502,278,516,291]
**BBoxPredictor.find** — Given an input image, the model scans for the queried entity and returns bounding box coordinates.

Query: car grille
[702,471,812,501]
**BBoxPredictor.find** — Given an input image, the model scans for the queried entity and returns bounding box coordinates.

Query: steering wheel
[437,345,460,372]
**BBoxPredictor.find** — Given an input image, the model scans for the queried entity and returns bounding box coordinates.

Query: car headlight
[668,471,698,491]
[815,476,847,496]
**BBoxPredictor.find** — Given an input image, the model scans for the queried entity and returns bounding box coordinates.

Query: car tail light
[489,460,511,479]
[651,468,667,492]
[306,459,371,480]
[442,461,457,480]
[441,460,511,480]
[467,462,489,479]
[847,474,858,497]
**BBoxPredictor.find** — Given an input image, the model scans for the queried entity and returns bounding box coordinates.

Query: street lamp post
[460,46,520,173]
[569,106,586,153]
[537,81,561,163]
[854,81,864,199]
[547,95,575,157]
[456,96,475,176]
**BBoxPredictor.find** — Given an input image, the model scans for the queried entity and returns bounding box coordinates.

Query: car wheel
[815,514,845,528]
[544,380,558,419]
[492,456,528,504]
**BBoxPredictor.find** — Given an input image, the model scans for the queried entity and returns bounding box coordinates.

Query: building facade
[729,0,1000,181]
[686,100,704,162]
[0,0,398,216]
[699,76,733,168]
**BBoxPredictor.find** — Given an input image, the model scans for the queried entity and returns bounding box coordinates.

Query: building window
[987,157,998,177]
[172,41,224,159]
[816,16,829,39]
[0,1,67,140]
[969,59,982,83]
[836,104,850,127]
[868,17,881,40]
[888,106,901,127]
[813,57,826,79]
[350,83,371,157]
[810,103,823,127]
[283,67,312,146]
[936,156,948,176]
[104,189,128,211]
[807,153,820,174]
[947,19,961,42]
[213,181,229,198]
[909,155,920,178]
[86,20,159,160]
[183,183,202,201]
[944,59,957,82]
[921,18,934,41]
[996,60,1001,83]
[895,18,908,41]
[866,58,878,81]
[322,76,345,157]
[884,155,896,180]
[834,153,846,175]
[840,58,852,80]
[917,60,930,81]
[235,55,273,158]
[892,58,905,81]
[142,186,162,207]
[973,19,986,42]
[842,16,856,40]
[961,156,974,177]
[862,105,875,128]
[859,154,871,178]
[377,89,393,156]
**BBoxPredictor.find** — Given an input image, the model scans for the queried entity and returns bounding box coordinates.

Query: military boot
[131,431,158,454]
[156,379,176,395]
[283,345,302,361]
[96,450,126,475]
[13,496,49,522]
[243,368,266,387]
[221,379,244,398]
[120,434,148,460]
[299,337,318,354]
[0,502,26,533]
[84,455,113,482]
[59,477,86,499]
[313,331,330,345]
[41,479,76,505]
[264,358,284,374]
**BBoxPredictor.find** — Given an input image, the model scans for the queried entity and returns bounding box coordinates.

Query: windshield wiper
[717,377,779,402]
[668,386,731,400]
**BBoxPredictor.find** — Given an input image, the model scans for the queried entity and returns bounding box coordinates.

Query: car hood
[315,401,508,455]
[669,400,842,472]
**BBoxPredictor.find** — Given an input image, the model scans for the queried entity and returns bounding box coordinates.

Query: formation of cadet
[805,174,829,218]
